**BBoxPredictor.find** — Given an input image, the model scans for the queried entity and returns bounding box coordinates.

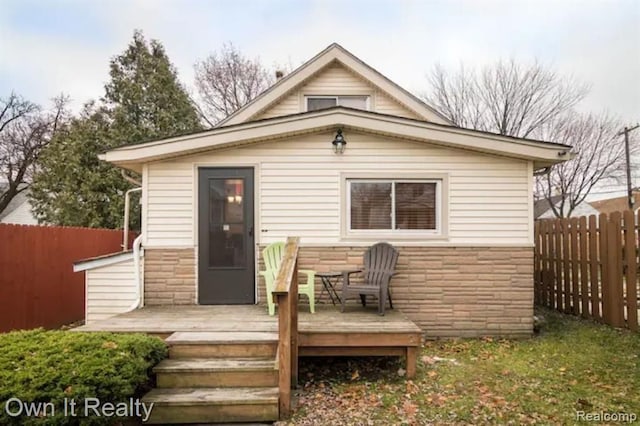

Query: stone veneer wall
[143,246,533,337]
[258,246,534,338]
[144,248,196,305]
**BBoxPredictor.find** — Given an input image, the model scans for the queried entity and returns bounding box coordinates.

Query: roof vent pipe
[275,70,285,81]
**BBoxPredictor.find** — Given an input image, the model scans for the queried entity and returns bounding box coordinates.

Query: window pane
[208,178,246,267]
[395,182,437,230]
[307,97,337,111]
[338,96,368,110]
[350,182,391,229]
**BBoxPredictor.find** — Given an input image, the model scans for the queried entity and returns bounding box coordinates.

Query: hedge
[0,329,167,425]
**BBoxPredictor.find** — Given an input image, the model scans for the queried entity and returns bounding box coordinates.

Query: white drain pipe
[123,187,142,251]
[127,234,144,311]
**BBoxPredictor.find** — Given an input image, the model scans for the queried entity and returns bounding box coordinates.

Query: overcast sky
[1,0,639,123]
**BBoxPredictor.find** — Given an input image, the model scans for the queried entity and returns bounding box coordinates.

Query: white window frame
[346,179,442,235]
[305,95,370,112]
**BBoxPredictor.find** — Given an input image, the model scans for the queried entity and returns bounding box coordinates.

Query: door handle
[248,226,254,237]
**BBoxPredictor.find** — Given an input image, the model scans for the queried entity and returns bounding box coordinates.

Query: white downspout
[123,187,142,251]
[127,234,144,311]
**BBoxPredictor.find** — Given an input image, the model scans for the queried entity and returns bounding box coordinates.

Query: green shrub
[0,329,167,425]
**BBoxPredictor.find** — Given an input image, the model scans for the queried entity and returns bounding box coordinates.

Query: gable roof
[0,185,30,221]
[590,193,640,215]
[534,195,564,218]
[218,43,451,126]
[101,106,572,172]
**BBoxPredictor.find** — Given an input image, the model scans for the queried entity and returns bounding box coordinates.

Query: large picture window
[348,180,440,232]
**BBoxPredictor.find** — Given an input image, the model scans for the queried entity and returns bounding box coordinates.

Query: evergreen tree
[30,31,202,228]
[105,30,202,144]
[30,104,131,228]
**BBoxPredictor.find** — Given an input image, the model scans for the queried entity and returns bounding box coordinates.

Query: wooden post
[541,221,550,307]
[579,216,590,318]
[562,218,572,313]
[534,222,540,305]
[406,346,417,378]
[570,218,580,315]
[277,292,291,417]
[290,258,299,388]
[607,212,625,327]
[623,210,638,331]
[548,220,556,309]
[599,213,610,324]
[589,215,600,319]
[554,220,563,311]
[272,237,301,419]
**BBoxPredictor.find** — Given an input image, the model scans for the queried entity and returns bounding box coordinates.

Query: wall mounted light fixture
[332,128,347,154]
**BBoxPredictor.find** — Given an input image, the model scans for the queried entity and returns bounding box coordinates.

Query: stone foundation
[258,246,534,338]
[143,246,533,337]
[144,248,196,305]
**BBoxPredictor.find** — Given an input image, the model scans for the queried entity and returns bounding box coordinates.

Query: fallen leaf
[402,400,418,417]
[101,341,118,349]
[351,370,360,381]
[428,370,438,378]
[422,356,436,365]
[397,368,406,377]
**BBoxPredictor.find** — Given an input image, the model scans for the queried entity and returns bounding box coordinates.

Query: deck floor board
[75,305,422,338]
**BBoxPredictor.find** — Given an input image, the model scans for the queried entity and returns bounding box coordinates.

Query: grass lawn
[284,309,640,425]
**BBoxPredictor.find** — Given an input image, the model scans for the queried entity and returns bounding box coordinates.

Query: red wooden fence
[534,211,639,331]
[0,224,134,332]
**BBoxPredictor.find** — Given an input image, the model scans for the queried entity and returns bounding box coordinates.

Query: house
[534,194,599,219]
[590,193,640,215]
[0,186,38,225]
[74,43,572,338]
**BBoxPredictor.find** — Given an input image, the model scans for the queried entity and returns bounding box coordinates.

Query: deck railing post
[272,237,300,419]
[291,257,299,388]
[277,292,291,417]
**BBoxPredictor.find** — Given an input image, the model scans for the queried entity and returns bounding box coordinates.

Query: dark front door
[198,168,255,304]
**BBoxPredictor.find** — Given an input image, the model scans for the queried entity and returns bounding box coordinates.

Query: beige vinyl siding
[145,131,532,248]
[257,63,420,120]
[374,91,421,118]
[85,258,139,323]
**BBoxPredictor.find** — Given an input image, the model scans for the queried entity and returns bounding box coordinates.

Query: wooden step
[166,332,278,358]
[154,358,278,388]
[142,387,279,424]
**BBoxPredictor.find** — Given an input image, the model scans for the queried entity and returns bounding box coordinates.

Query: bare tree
[0,93,68,216]
[535,113,632,217]
[425,60,589,138]
[194,43,274,125]
[423,60,632,218]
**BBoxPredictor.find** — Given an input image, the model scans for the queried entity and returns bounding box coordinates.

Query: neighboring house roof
[590,193,640,215]
[0,185,37,225]
[218,43,452,126]
[534,195,599,219]
[102,107,572,172]
[534,195,564,219]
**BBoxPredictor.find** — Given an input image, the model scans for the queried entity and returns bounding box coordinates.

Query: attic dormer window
[306,95,369,112]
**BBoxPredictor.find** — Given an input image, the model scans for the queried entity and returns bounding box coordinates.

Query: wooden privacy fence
[0,224,134,332]
[534,211,639,331]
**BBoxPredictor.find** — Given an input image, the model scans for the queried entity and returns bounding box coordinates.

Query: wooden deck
[76,304,422,361]
[77,305,420,339]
